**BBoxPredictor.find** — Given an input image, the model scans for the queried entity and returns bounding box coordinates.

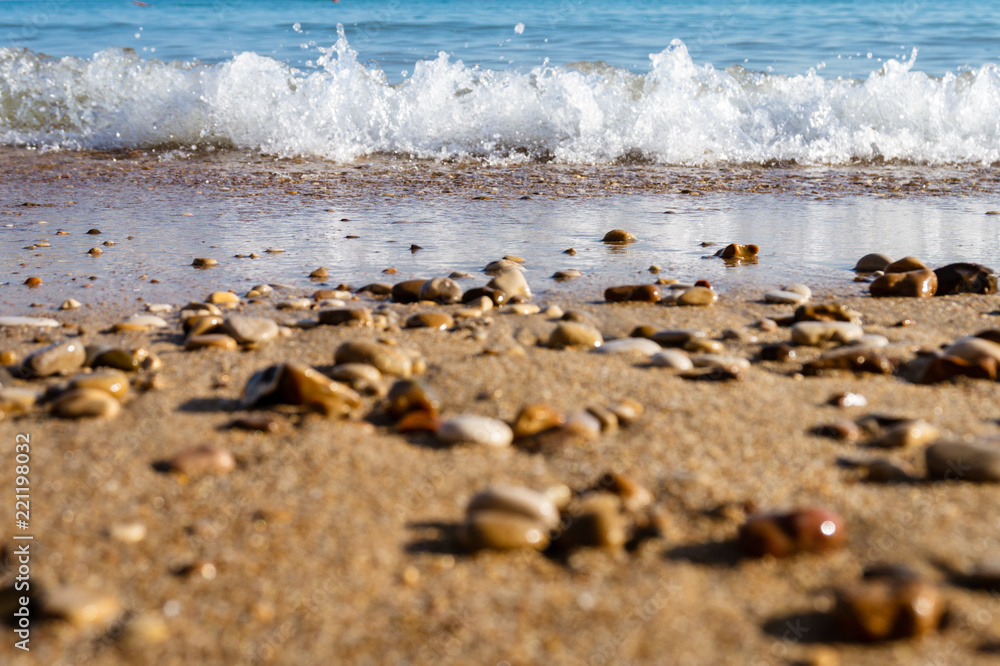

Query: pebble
[594,472,653,512]
[42,586,123,630]
[87,247,102,257]
[946,336,1000,365]
[651,329,705,347]
[276,298,314,310]
[854,253,892,272]
[182,301,223,317]
[88,347,142,372]
[309,267,329,279]
[676,286,718,306]
[488,269,532,300]
[602,229,636,243]
[803,349,895,375]
[562,410,603,440]
[69,369,130,401]
[842,334,889,350]
[206,291,240,306]
[222,315,279,344]
[184,334,238,351]
[690,354,751,372]
[870,268,937,297]
[794,303,862,324]
[230,414,286,433]
[437,415,514,447]
[864,459,914,483]
[505,303,539,315]
[144,303,171,314]
[242,363,362,417]
[827,392,867,408]
[391,279,427,303]
[23,340,86,377]
[791,321,864,346]
[833,576,944,641]
[59,298,82,310]
[0,316,59,328]
[872,420,939,448]
[330,363,384,394]
[716,243,759,260]
[467,485,560,528]
[650,349,694,370]
[764,289,808,305]
[334,341,421,377]
[51,388,121,419]
[462,287,506,307]
[594,338,661,356]
[558,493,627,549]
[546,322,603,349]
[0,387,39,414]
[165,445,236,476]
[553,269,582,279]
[604,285,661,303]
[460,510,550,551]
[109,522,147,544]
[934,262,997,295]
[884,256,928,273]
[512,404,565,438]
[925,441,1000,482]
[683,338,724,354]
[386,379,440,417]
[418,277,463,303]
[192,257,217,268]
[313,289,352,301]
[759,343,796,362]
[114,314,168,331]
[484,259,523,274]
[356,283,392,296]
[739,508,846,558]
[184,314,224,337]
[318,308,374,327]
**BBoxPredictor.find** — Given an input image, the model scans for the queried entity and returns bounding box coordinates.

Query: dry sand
[2,150,1000,666]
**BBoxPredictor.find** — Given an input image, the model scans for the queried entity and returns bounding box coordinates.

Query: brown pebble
[51,388,121,419]
[242,363,362,417]
[870,268,937,297]
[87,228,101,235]
[24,277,42,287]
[833,577,944,642]
[165,445,236,476]
[558,493,627,549]
[602,229,636,244]
[934,262,997,295]
[739,508,846,558]
[604,284,661,303]
[69,369,130,402]
[405,312,454,330]
[760,343,796,362]
[184,334,239,351]
[391,279,427,304]
[512,404,565,438]
[230,414,285,433]
[192,257,217,268]
[460,510,550,551]
[309,267,329,279]
[563,248,576,255]
[87,247,103,257]
[318,308,374,327]
[716,243,759,260]
[385,379,439,418]
[884,256,927,273]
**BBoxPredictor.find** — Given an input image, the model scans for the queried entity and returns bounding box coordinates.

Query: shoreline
[2,149,1000,664]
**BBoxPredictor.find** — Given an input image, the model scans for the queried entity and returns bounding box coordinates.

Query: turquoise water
[2,0,1000,164]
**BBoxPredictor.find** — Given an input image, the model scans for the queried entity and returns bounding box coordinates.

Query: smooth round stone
[167,445,236,476]
[60,298,82,310]
[488,269,532,300]
[356,282,392,296]
[89,347,141,372]
[313,289,352,301]
[192,257,217,268]
[276,298,314,310]
[794,302,862,324]
[330,363,383,394]
[207,291,240,305]
[873,420,939,449]
[43,586,123,630]
[870,268,937,297]
[318,308,374,327]
[586,405,618,432]
[676,286,718,306]
[242,363,362,417]
[596,471,653,512]
[765,290,808,305]
[185,334,238,351]
[24,340,86,377]
[391,279,427,303]
[437,415,513,447]
[759,343,796,362]
[842,334,889,350]
[484,259,523,274]
[87,247,103,257]
[309,267,329,279]
[0,387,40,413]
[546,322,603,349]
[184,314,224,337]
[334,341,416,377]
[739,508,847,558]
[594,338,661,356]
[250,284,274,295]
[316,299,348,309]
[791,321,864,346]
[69,369,130,401]
[512,403,565,438]
[650,349,694,370]
[418,277,463,303]
[934,262,998,295]
[222,315,279,344]
[651,329,705,347]
[182,301,223,316]
[51,388,121,419]
[803,349,895,375]
[507,303,541,315]
[467,485,559,528]
[119,314,169,330]
[716,243,759,259]
[604,285,661,303]
[462,286,506,307]
[0,316,59,328]
[834,578,944,642]
[385,379,439,417]
[553,269,582,279]
[884,256,928,273]
[559,493,627,549]
[461,510,550,551]
[926,441,1000,482]
[945,336,1000,364]
[690,354,751,372]
[562,410,603,440]
[602,229,636,243]
[854,253,892,272]
[684,338,724,354]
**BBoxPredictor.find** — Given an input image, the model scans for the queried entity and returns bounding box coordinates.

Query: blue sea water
[2,0,1000,164]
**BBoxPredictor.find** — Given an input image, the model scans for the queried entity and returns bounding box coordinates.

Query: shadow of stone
[663,539,746,567]
[761,611,837,645]
[176,397,240,413]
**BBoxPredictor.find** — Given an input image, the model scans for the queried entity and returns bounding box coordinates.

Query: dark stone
[934,263,997,296]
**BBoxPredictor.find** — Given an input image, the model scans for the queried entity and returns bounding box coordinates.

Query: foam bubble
[1,31,998,166]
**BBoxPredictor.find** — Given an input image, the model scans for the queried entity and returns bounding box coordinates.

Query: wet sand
[3,150,1000,665]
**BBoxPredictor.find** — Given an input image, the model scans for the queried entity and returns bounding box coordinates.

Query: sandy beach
[3,150,1000,666]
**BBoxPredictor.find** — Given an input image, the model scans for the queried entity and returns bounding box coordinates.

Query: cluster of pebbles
[4,228,1000,658]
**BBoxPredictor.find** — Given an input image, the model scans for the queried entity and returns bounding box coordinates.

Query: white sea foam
[2,28,998,166]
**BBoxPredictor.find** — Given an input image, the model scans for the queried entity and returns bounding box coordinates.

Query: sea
[1,0,999,303]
